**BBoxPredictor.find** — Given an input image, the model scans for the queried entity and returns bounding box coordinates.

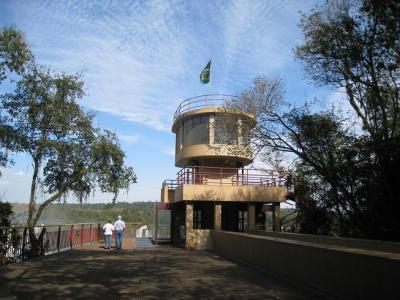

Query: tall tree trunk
[112,192,118,206]
[26,156,41,257]
[27,156,40,227]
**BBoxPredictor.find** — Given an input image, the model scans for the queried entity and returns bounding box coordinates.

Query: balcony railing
[163,166,287,190]
[173,94,240,122]
[162,179,180,190]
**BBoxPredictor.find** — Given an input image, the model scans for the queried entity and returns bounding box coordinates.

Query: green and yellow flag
[200,60,211,84]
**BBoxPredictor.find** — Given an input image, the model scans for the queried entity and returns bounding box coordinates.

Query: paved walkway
[0,238,336,300]
[134,237,154,248]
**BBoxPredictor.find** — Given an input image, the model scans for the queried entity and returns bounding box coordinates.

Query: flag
[200,60,211,84]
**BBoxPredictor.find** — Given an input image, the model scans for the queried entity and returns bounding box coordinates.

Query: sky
[0,0,344,204]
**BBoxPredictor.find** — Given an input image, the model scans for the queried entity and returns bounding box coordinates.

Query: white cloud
[118,134,140,145]
[3,0,314,131]
[0,168,27,180]
[161,146,175,157]
[0,0,322,204]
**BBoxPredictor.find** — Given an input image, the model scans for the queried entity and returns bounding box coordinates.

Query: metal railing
[173,94,240,122]
[0,222,140,266]
[162,179,179,190]
[163,166,287,190]
[281,211,298,233]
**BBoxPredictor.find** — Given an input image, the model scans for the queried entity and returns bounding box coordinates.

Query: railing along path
[0,222,139,266]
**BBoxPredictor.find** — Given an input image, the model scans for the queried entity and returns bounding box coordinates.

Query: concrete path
[134,237,155,248]
[0,239,336,300]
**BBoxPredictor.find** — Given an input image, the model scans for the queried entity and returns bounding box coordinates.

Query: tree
[1,66,136,227]
[0,201,13,230]
[229,0,400,240]
[2,67,89,226]
[92,130,137,205]
[235,77,357,233]
[0,27,33,173]
[1,27,137,233]
[291,171,333,235]
[231,69,400,240]
[213,1,399,240]
[296,0,400,141]
[0,27,32,83]
[295,0,400,240]
[0,201,19,264]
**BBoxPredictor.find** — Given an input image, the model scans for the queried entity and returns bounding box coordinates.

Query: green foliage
[11,202,154,225]
[233,0,400,240]
[1,66,96,226]
[0,201,13,227]
[292,164,333,235]
[296,0,400,140]
[0,27,33,172]
[292,0,400,240]
[240,72,399,239]
[0,27,32,82]
[0,201,19,263]
[92,130,137,205]
[0,29,137,227]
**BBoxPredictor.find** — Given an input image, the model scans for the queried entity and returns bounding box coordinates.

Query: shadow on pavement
[0,244,336,300]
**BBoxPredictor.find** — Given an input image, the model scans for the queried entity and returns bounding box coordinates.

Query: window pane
[215,116,238,145]
[175,125,181,153]
[240,123,251,145]
[183,115,209,145]
[193,209,202,229]
[183,118,191,145]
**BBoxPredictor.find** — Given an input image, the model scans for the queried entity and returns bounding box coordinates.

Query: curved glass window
[214,116,238,145]
[239,122,251,146]
[183,115,209,145]
[175,125,182,153]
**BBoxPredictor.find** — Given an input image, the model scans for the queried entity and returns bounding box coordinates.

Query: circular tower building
[173,94,255,168]
[157,95,286,249]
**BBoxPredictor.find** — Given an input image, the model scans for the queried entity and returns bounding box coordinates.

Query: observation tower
[155,95,287,249]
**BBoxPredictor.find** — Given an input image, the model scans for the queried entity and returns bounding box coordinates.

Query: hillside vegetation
[11,202,155,226]
[9,202,295,230]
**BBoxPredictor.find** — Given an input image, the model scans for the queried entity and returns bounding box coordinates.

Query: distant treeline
[9,202,297,230]
[11,202,155,226]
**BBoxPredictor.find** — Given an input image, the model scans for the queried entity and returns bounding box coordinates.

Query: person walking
[103,220,114,250]
[114,215,126,250]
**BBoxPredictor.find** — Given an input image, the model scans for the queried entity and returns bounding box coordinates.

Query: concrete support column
[214,204,222,230]
[161,184,168,203]
[272,203,281,232]
[186,203,193,232]
[247,203,255,231]
[185,203,193,249]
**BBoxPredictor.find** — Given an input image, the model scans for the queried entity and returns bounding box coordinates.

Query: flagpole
[208,57,212,96]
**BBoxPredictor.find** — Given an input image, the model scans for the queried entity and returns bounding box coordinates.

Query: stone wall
[211,230,400,300]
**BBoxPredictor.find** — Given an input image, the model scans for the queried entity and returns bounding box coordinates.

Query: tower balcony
[161,166,287,204]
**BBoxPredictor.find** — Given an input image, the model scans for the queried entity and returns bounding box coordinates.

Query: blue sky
[0,0,345,203]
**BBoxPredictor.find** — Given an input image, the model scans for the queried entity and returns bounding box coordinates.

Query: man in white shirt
[102,220,114,250]
[114,215,126,250]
